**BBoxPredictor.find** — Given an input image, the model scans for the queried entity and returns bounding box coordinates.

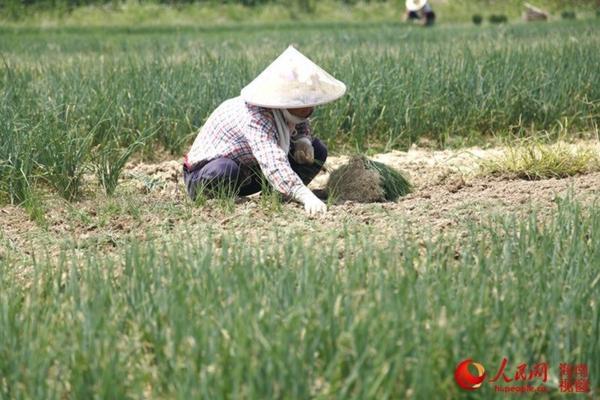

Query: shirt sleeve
[245,115,305,197]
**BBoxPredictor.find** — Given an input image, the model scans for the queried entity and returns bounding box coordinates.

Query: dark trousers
[407,10,435,25]
[183,138,327,199]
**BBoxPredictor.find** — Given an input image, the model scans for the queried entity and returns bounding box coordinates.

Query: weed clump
[472,14,483,25]
[481,142,600,180]
[327,156,412,203]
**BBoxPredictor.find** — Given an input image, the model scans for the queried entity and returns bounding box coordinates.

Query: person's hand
[293,137,314,165]
[293,186,327,216]
[303,194,326,216]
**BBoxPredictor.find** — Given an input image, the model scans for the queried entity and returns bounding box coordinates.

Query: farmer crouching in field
[405,0,436,27]
[183,46,346,216]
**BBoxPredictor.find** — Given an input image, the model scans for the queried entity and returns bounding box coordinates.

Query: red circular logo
[454,359,486,390]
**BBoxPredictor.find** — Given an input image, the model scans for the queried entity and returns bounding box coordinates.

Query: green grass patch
[1,20,599,203]
[3,0,599,27]
[482,141,600,180]
[0,197,598,398]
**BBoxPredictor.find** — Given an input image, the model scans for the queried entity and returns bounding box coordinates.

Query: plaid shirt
[185,96,312,197]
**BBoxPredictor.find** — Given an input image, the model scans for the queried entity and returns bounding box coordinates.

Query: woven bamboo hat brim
[241,46,347,109]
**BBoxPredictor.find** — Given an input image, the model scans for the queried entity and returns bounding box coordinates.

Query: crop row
[1,21,599,203]
[1,196,598,398]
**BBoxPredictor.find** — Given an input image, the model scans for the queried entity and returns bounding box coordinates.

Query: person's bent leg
[289,138,327,185]
[183,158,241,200]
[237,165,264,197]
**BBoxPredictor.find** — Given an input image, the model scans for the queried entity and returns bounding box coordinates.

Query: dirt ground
[1,143,599,263]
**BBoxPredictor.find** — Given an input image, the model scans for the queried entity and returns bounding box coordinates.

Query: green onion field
[1,3,599,398]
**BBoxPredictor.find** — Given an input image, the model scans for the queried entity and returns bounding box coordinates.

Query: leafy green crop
[1,20,599,203]
[0,197,598,398]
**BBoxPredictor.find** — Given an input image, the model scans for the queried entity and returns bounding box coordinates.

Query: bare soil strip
[1,144,598,262]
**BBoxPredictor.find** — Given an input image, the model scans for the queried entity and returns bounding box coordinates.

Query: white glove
[292,137,314,165]
[293,186,327,216]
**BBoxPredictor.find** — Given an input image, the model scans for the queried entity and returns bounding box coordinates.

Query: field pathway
[1,143,599,262]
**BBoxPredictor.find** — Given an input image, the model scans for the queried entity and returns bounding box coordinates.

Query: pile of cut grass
[327,155,412,202]
[481,141,600,180]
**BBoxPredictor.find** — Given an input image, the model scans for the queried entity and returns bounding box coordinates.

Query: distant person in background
[405,0,436,27]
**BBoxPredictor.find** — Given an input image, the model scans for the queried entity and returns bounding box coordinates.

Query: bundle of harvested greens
[326,156,412,203]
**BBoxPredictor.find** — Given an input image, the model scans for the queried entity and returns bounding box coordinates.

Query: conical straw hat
[406,0,427,11]
[241,46,346,109]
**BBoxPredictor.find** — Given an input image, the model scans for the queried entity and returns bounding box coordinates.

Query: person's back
[186,97,264,169]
